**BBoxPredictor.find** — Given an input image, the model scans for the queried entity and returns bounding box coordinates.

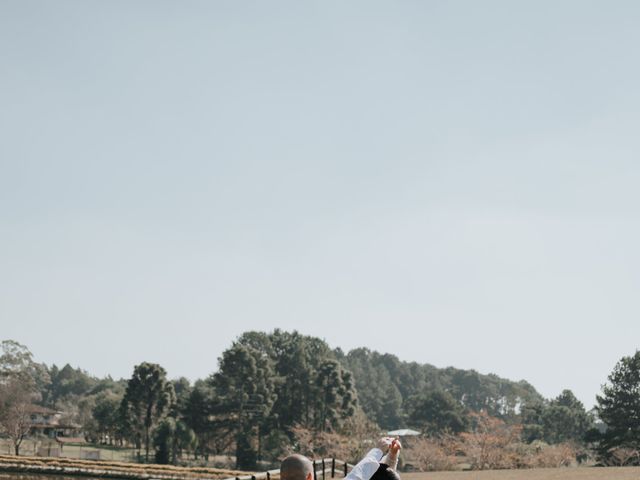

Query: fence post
[267,473,271,480]
[322,459,325,480]
[331,458,335,478]
[313,461,317,480]
[343,462,348,477]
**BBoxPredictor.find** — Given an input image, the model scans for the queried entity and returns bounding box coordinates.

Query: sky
[2,1,640,410]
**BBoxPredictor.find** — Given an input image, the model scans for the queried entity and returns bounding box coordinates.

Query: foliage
[209,343,277,469]
[0,335,602,470]
[121,362,175,462]
[0,341,44,455]
[313,359,357,432]
[183,381,219,459]
[521,390,593,445]
[153,417,196,464]
[405,436,458,472]
[458,411,522,470]
[237,330,358,433]
[593,351,640,465]
[340,347,544,430]
[90,391,124,444]
[43,364,97,407]
[407,390,467,435]
[0,377,37,455]
[287,411,381,463]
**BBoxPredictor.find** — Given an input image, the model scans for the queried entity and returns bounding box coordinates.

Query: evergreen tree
[92,392,122,444]
[210,343,277,469]
[153,417,195,464]
[594,351,640,464]
[313,359,357,431]
[543,390,592,444]
[121,362,175,462]
[407,390,468,434]
[183,382,215,459]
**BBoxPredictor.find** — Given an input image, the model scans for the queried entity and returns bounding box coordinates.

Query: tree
[171,377,192,417]
[340,348,403,429]
[43,363,96,408]
[0,340,37,379]
[92,392,122,444]
[520,391,592,445]
[267,330,317,430]
[153,417,195,464]
[313,359,357,432]
[0,340,46,455]
[0,378,35,455]
[594,351,640,465]
[210,343,277,469]
[340,346,544,429]
[407,390,468,435]
[0,340,49,393]
[234,330,359,435]
[405,436,457,472]
[543,390,592,444]
[183,382,218,459]
[120,362,175,462]
[458,411,521,470]
[520,401,546,443]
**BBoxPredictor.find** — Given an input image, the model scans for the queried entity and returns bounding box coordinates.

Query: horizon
[3,1,640,413]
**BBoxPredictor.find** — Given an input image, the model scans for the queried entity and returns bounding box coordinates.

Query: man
[280,454,314,480]
[280,438,401,480]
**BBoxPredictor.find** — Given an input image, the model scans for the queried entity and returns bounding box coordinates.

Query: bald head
[280,454,313,480]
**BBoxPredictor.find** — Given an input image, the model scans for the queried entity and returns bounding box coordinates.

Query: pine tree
[121,362,175,462]
[210,343,276,469]
[594,351,640,464]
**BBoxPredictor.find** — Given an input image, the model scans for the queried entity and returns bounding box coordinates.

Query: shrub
[404,437,457,472]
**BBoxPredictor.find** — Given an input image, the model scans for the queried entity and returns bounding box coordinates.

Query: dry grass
[402,467,640,480]
[0,454,248,480]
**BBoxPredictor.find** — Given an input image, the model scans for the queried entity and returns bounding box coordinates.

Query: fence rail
[226,458,355,480]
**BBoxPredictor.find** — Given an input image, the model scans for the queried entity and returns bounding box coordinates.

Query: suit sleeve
[345,448,383,480]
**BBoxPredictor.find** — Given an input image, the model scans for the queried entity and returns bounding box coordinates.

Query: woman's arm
[345,438,393,480]
[381,439,401,470]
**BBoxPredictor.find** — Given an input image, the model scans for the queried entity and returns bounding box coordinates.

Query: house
[27,405,82,439]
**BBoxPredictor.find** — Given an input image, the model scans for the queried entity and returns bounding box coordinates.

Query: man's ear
[306,472,313,480]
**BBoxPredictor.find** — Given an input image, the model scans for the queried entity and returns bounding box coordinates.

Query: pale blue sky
[2,1,640,409]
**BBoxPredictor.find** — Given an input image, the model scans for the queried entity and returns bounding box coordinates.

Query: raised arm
[345,438,393,480]
[381,438,402,470]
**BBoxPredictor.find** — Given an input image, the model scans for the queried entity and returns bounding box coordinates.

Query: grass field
[402,467,640,480]
[0,440,137,462]
[0,440,237,467]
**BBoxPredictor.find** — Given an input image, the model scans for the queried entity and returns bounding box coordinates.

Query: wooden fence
[226,458,355,480]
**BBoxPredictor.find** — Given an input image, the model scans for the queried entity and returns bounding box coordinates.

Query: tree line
[1,332,640,468]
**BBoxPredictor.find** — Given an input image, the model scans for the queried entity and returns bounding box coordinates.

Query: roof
[26,405,60,415]
[386,429,421,436]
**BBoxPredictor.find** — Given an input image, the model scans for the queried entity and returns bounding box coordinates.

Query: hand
[390,438,402,454]
[377,437,393,452]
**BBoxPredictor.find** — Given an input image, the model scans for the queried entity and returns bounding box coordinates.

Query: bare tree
[607,447,640,466]
[0,378,34,455]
